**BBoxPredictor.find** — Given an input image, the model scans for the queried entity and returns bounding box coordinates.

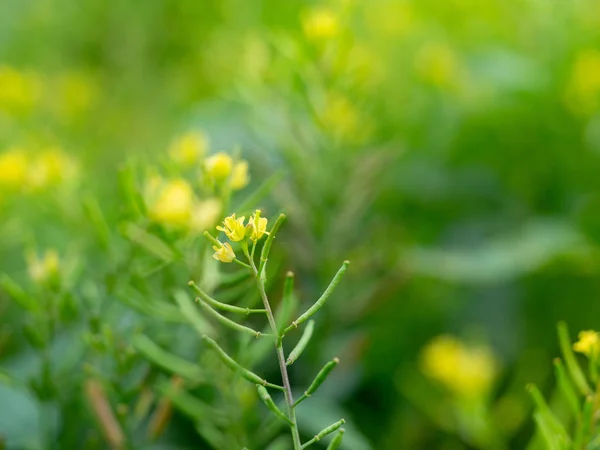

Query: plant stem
[245,251,302,450]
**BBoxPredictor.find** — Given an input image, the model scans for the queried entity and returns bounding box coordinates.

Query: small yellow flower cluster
[27,249,60,284]
[420,335,498,398]
[0,147,77,191]
[169,131,209,167]
[302,8,340,40]
[573,330,600,357]
[212,210,269,262]
[205,152,249,190]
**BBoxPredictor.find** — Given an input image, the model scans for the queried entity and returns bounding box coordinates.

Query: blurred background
[2,0,600,449]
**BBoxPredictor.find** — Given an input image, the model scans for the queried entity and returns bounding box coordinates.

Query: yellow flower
[230,160,250,190]
[169,131,208,166]
[216,213,246,242]
[302,8,340,40]
[0,148,29,188]
[212,242,236,263]
[27,249,60,283]
[421,335,497,398]
[247,210,269,242]
[149,178,194,227]
[205,152,233,182]
[0,66,41,115]
[573,330,600,357]
[27,148,76,189]
[191,198,222,232]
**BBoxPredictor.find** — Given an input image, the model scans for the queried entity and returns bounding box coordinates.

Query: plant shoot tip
[333,357,340,364]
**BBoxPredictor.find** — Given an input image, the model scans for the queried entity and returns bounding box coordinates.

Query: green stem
[244,246,302,450]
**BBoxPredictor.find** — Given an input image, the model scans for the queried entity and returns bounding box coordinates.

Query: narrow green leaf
[117,287,183,322]
[259,213,286,275]
[173,289,214,335]
[574,396,594,449]
[0,274,37,311]
[294,358,339,407]
[189,281,266,315]
[553,358,580,417]
[285,261,349,335]
[301,419,346,449]
[156,380,225,424]
[326,429,345,450]
[202,335,284,390]
[527,384,570,447]
[286,320,314,365]
[133,334,204,382]
[236,170,284,213]
[197,298,264,338]
[82,195,111,250]
[257,385,293,425]
[558,322,591,395]
[118,162,146,217]
[121,222,176,262]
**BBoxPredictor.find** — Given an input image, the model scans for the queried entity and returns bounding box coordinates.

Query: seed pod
[202,336,283,391]
[256,385,293,425]
[326,429,345,450]
[197,299,263,338]
[285,261,349,335]
[189,281,266,315]
[259,213,286,274]
[294,358,339,406]
[286,320,314,365]
[301,419,345,449]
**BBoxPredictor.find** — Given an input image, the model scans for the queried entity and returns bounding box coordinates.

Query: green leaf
[120,222,176,262]
[557,322,591,396]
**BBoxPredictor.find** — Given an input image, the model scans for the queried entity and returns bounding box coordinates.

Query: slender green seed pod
[189,281,266,315]
[526,384,569,443]
[301,419,345,449]
[197,299,264,338]
[284,261,349,335]
[326,429,345,450]
[294,358,339,407]
[256,385,293,425]
[553,358,580,416]
[557,321,591,395]
[277,271,297,336]
[575,396,594,449]
[259,213,286,274]
[202,231,221,248]
[201,336,283,391]
[286,320,314,365]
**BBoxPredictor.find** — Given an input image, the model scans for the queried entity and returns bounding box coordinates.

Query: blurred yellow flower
[0,66,41,115]
[212,242,236,263]
[149,178,194,227]
[0,148,29,188]
[565,50,600,115]
[421,335,497,398]
[247,210,269,242]
[205,152,233,182]
[191,198,222,232]
[230,160,250,190]
[302,8,340,40]
[57,72,97,119]
[416,43,461,89]
[28,148,76,189]
[217,213,246,242]
[573,330,600,357]
[169,131,209,166]
[320,93,369,143]
[27,249,60,284]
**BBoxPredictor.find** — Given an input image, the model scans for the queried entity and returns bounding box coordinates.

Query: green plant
[191,210,349,449]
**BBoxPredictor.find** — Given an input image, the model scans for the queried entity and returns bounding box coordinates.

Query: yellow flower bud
[149,178,193,227]
[216,213,246,242]
[205,153,233,182]
[230,160,250,190]
[573,330,600,357]
[212,242,236,263]
[247,210,269,242]
[169,131,208,166]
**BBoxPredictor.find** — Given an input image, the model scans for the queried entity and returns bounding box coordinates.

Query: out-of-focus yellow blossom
[191,198,222,232]
[27,148,77,190]
[149,178,194,227]
[421,335,497,398]
[320,93,369,143]
[0,66,41,114]
[0,148,29,188]
[416,43,461,89]
[205,152,233,182]
[217,213,246,242]
[565,50,600,116]
[169,131,209,166]
[573,330,600,357]
[27,249,60,283]
[230,160,250,190]
[302,8,340,40]
[247,210,269,242]
[212,242,236,263]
